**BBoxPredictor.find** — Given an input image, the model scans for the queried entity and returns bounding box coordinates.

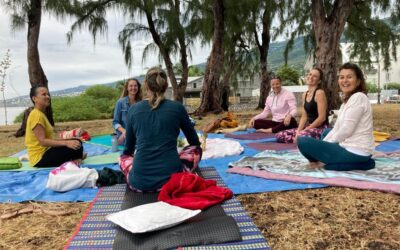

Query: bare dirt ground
[0,104,399,250]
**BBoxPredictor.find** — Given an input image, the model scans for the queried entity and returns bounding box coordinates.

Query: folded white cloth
[46,161,99,192]
[107,201,201,233]
[202,138,244,159]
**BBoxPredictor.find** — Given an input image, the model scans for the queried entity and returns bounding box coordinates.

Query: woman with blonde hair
[112,78,142,144]
[120,67,201,191]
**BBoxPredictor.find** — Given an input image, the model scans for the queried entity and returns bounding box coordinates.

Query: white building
[165,76,204,100]
[304,43,400,87]
[341,43,400,87]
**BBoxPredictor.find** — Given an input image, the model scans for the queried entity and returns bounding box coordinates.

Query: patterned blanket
[228,150,400,184]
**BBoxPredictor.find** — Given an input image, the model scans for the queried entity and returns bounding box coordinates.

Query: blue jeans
[297,136,375,171]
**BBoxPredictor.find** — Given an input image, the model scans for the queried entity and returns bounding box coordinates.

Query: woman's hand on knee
[65,140,81,150]
[249,118,255,128]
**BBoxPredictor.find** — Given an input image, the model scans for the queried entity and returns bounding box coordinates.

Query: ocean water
[0,106,27,126]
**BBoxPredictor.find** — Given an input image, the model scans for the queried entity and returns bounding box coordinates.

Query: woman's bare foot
[309,161,325,169]
[257,128,273,133]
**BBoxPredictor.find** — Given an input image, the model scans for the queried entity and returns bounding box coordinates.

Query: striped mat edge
[64,167,270,250]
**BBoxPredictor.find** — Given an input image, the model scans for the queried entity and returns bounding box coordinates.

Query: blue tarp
[12,142,113,159]
[4,133,398,203]
[0,164,119,203]
[2,143,119,202]
[376,139,400,153]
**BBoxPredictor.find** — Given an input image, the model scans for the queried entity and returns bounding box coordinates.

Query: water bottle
[111,133,118,152]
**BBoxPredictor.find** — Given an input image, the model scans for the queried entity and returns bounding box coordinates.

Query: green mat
[12,161,53,171]
[0,157,22,170]
[82,152,120,165]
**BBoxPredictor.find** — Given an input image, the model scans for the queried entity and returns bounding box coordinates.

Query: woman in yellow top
[25,86,84,167]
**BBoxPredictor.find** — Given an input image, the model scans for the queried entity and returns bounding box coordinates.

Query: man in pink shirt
[249,76,298,133]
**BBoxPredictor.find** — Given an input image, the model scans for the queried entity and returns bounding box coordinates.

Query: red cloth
[158,172,233,210]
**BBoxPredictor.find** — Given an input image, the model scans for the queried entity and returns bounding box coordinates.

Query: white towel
[46,161,98,192]
[202,138,244,159]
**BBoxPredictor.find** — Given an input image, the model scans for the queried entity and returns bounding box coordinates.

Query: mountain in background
[5,37,307,106]
[194,37,307,72]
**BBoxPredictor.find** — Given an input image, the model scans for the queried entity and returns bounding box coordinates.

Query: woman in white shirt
[297,63,375,171]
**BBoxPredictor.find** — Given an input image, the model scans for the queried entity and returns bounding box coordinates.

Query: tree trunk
[219,53,236,111]
[16,0,54,137]
[311,0,355,111]
[144,3,187,103]
[174,34,189,102]
[255,8,271,110]
[28,0,47,87]
[175,0,189,103]
[195,0,224,115]
[257,62,270,109]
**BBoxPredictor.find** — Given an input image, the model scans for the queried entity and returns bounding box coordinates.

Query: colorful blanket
[247,142,298,151]
[227,167,400,194]
[228,150,400,193]
[225,132,276,140]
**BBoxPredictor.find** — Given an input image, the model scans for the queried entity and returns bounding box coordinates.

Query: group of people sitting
[25,62,375,193]
[249,63,375,171]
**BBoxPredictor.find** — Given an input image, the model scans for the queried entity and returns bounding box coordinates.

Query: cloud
[1,9,211,99]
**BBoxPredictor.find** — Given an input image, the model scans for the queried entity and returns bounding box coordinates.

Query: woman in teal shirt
[121,67,201,191]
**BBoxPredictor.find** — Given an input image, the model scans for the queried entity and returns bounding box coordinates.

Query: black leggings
[254,117,298,133]
[35,139,83,168]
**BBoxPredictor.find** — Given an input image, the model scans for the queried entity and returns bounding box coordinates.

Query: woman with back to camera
[297,62,375,170]
[120,67,202,191]
[275,67,328,143]
[25,86,84,167]
[112,78,142,144]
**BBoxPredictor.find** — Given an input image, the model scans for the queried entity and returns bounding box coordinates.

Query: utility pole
[376,52,381,104]
[0,50,11,125]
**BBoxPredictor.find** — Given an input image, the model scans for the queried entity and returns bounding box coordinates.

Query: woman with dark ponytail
[121,67,202,191]
[25,86,84,167]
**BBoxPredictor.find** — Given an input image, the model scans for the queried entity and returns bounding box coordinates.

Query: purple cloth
[225,132,276,140]
[228,167,400,194]
[247,142,298,151]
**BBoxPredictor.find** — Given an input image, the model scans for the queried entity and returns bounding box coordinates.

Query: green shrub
[51,97,96,122]
[276,65,301,86]
[14,111,24,123]
[82,85,119,100]
[13,85,120,123]
[385,82,400,90]
[52,95,117,122]
[366,82,379,93]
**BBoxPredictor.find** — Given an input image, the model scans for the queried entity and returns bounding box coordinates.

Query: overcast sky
[0,9,211,99]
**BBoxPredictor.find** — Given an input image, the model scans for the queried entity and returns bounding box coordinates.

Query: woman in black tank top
[275,68,328,143]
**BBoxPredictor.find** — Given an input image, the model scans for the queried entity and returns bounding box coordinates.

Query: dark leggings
[297,136,375,171]
[35,139,83,168]
[254,118,298,133]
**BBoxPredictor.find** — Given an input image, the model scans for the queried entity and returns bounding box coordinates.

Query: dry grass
[0,104,399,249]
[0,202,88,250]
[238,188,400,250]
